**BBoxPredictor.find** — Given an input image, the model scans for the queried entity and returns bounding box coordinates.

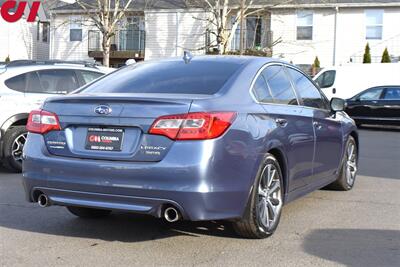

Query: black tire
[67,206,112,218]
[233,154,284,239]
[2,126,27,173]
[326,136,358,191]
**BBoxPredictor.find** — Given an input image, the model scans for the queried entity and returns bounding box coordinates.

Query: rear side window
[5,70,80,94]
[383,87,400,100]
[252,75,273,103]
[262,65,298,105]
[5,72,41,93]
[79,70,104,84]
[36,69,80,94]
[315,70,336,88]
[287,68,329,110]
[82,61,242,95]
[5,73,27,92]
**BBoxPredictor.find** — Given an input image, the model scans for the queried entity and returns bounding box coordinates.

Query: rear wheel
[326,136,358,191]
[2,126,27,173]
[67,206,112,218]
[233,154,284,239]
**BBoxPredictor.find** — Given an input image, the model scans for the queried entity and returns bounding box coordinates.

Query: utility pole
[333,6,339,66]
[239,0,245,55]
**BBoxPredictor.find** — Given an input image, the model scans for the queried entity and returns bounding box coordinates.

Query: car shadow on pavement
[303,228,400,267]
[0,166,239,241]
[0,206,239,242]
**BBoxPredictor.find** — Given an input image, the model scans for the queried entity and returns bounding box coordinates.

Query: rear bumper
[23,133,258,221]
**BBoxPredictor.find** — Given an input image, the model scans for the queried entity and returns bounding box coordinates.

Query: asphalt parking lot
[0,127,399,267]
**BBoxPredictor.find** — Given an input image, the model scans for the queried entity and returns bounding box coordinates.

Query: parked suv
[0,60,112,172]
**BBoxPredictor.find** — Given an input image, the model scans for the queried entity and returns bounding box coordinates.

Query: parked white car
[0,60,113,172]
[314,63,400,99]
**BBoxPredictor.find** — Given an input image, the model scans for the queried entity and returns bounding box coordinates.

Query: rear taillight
[26,110,61,134]
[149,112,236,140]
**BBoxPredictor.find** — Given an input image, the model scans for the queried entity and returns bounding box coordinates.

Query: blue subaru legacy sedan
[22,56,358,238]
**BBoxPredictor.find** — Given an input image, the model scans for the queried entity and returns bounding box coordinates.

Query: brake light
[26,110,61,134]
[149,112,236,140]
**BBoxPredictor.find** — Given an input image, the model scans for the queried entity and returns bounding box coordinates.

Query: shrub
[363,43,371,63]
[225,49,272,57]
[313,56,320,68]
[381,48,391,63]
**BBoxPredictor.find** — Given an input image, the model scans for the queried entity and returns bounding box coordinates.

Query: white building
[50,1,208,66]
[271,1,400,67]
[49,0,400,68]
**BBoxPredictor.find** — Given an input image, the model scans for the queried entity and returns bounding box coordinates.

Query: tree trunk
[102,35,111,67]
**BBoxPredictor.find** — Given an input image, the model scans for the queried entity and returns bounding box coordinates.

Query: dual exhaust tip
[37,194,50,208]
[37,193,181,223]
[163,206,181,223]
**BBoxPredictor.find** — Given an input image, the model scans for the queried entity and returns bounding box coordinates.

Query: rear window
[81,61,242,95]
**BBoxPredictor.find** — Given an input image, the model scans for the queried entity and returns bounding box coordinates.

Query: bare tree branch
[74,0,136,66]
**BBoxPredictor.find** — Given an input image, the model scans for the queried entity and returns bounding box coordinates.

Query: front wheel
[67,206,112,218]
[233,154,284,239]
[327,136,358,191]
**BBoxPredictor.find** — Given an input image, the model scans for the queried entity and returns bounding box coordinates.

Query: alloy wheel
[257,163,283,232]
[346,142,357,186]
[11,133,27,163]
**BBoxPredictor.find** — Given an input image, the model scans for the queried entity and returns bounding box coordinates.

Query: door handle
[313,121,323,130]
[275,118,288,127]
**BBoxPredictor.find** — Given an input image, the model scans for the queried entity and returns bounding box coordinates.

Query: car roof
[2,64,105,72]
[0,64,112,79]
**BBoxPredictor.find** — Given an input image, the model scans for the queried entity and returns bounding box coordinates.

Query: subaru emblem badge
[94,105,112,115]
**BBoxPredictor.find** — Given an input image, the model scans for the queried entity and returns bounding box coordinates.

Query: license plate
[85,127,124,151]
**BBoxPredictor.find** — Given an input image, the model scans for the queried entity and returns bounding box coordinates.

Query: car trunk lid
[41,94,195,162]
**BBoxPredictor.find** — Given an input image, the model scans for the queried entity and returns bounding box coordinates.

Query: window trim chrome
[249,62,331,112]
[249,62,301,107]
[284,65,331,112]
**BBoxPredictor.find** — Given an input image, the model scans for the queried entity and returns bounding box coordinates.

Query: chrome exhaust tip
[164,206,180,222]
[37,194,49,207]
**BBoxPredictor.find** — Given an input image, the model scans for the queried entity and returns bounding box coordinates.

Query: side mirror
[330,97,346,112]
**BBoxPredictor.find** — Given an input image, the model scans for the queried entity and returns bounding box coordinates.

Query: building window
[365,10,383,40]
[42,22,49,43]
[230,16,264,50]
[246,17,263,49]
[297,10,313,40]
[70,16,82,42]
